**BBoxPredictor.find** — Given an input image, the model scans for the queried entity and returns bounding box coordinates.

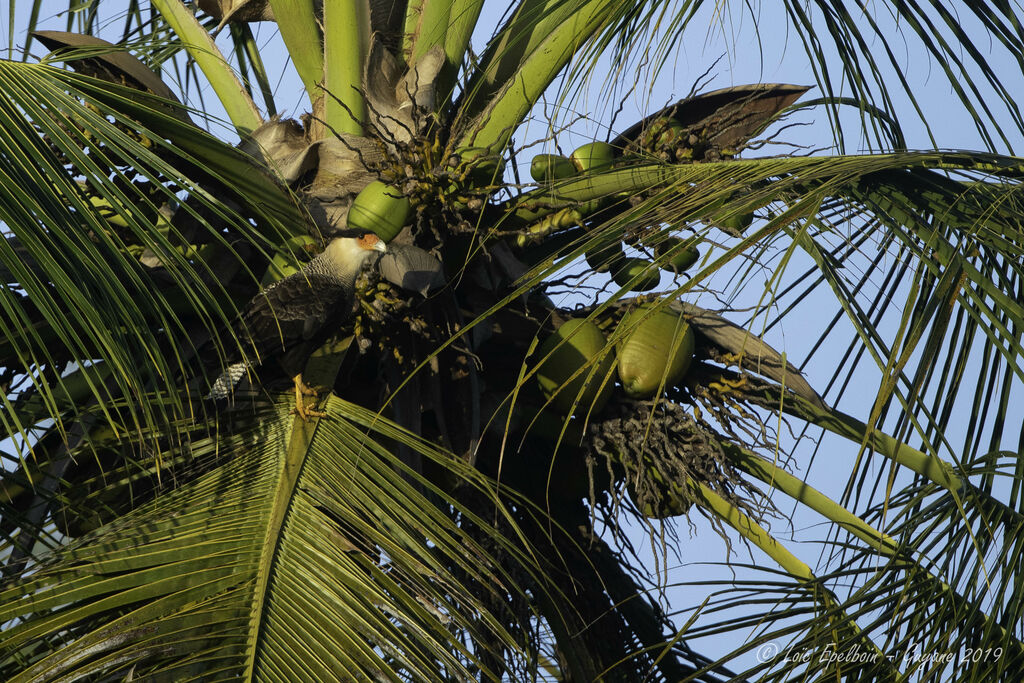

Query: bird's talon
[291,404,327,421]
[293,374,326,420]
[293,374,320,396]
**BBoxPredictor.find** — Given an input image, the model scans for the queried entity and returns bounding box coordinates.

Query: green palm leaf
[0,398,547,680]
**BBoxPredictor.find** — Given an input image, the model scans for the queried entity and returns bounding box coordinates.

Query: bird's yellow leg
[292,374,326,420]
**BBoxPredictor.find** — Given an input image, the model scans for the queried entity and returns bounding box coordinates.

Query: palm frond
[0,398,549,681]
[623,1,1024,152]
[0,62,304,438]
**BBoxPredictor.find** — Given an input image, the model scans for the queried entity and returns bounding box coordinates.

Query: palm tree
[1,1,1023,680]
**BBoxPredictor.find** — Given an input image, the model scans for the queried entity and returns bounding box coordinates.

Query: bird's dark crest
[327,228,379,239]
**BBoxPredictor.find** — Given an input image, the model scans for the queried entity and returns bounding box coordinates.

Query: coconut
[347,180,410,242]
[655,119,686,148]
[520,406,587,446]
[716,209,754,234]
[653,236,701,272]
[616,306,695,398]
[513,406,595,501]
[536,318,616,416]
[627,475,690,518]
[584,236,626,273]
[530,153,577,182]
[611,257,661,291]
[642,117,686,150]
[570,141,616,172]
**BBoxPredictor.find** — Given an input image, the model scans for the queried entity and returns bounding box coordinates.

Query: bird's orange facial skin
[357,233,387,252]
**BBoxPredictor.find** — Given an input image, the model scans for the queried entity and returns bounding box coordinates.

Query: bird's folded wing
[240,272,350,349]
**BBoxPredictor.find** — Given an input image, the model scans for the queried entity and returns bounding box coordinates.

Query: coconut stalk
[324,0,370,136]
[714,369,962,492]
[149,0,262,134]
[453,0,622,151]
[726,442,1021,657]
[694,484,893,658]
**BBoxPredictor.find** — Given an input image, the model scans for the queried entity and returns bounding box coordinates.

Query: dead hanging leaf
[197,0,276,31]
[239,118,385,233]
[240,119,315,184]
[362,40,445,143]
[242,119,381,195]
[379,244,446,296]
[233,41,445,233]
[33,31,192,124]
[673,301,827,409]
[399,46,445,116]
[363,41,406,134]
[614,83,810,154]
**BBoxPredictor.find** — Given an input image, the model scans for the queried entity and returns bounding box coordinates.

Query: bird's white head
[322,233,387,278]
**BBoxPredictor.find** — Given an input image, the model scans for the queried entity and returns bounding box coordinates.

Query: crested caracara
[209,232,387,419]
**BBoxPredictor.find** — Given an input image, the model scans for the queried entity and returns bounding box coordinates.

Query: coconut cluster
[584,399,769,526]
[523,122,758,292]
[522,297,799,523]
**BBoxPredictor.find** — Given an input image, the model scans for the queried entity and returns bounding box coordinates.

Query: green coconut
[530,153,577,182]
[584,237,626,273]
[611,257,661,291]
[716,209,754,234]
[653,236,701,272]
[521,406,587,446]
[261,235,318,285]
[536,319,616,416]
[513,406,596,501]
[616,306,696,398]
[627,475,691,518]
[656,119,686,148]
[347,180,411,242]
[570,141,616,172]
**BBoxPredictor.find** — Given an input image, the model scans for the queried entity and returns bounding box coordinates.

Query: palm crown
[1,1,1023,681]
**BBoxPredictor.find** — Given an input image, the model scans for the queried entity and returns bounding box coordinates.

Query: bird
[208,231,387,419]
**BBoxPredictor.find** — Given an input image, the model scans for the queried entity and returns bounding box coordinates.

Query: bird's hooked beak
[350,232,388,254]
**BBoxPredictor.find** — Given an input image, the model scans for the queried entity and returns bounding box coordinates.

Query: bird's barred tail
[207,362,250,400]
